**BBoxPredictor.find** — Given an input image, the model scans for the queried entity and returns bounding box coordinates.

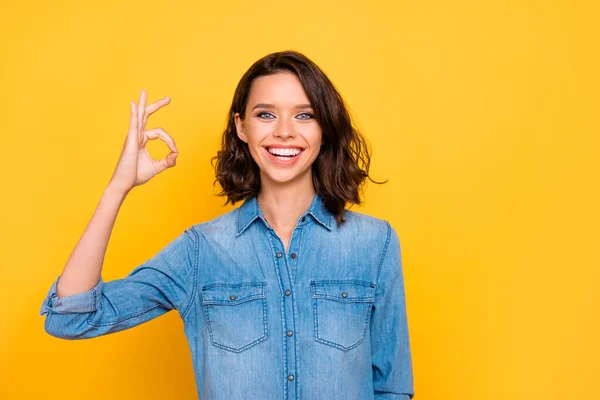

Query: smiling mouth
[265,147,304,159]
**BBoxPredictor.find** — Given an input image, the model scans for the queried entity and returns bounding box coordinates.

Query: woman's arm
[371,222,415,399]
[39,90,189,339]
[55,185,125,298]
[40,227,198,339]
[54,89,177,299]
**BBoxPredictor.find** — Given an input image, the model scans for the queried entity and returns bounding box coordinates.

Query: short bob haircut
[212,50,384,227]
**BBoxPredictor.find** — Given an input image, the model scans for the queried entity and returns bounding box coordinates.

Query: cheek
[245,122,271,145]
[308,128,323,149]
[246,140,264,163]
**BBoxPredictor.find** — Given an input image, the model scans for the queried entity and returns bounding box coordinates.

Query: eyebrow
[251,103,313,110]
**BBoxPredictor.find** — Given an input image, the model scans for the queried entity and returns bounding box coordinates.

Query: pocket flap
[202,283,266,305]
[310,280,375,302]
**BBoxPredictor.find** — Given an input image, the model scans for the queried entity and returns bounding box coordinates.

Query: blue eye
[256,112,314,120]
[257,112,275,119]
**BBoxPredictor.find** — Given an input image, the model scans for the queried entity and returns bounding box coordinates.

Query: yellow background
[1,1,598,399]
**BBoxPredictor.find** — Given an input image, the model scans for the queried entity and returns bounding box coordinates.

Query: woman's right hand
[107,89,178,195]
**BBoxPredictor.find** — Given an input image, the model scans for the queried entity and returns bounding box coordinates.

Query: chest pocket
[310,280,376,351]
[201,282,268,353]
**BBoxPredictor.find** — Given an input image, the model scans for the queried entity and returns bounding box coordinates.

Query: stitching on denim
[236,205,261,236]
[262,292,268,342]
[264,229,288,400]
[203,281,266,289]
[308,211,332,230]
[311,282,374,352]
[181,227,200,320]
[274,224,302,400]
[86,304,162,326]
[313,294,374,302]
[310,280,376,302]
[203,297,268,353]
[290,223,302,400]
[312,297,319,348]
[235,206,241,234]
[203,304,216,347]
[210,333,268,353]
[375,221,393,288]
[290,229,302,400]
[202,292,265,305]
[310,279,374,286]
[201,282,266,305]
[315,336,366,352]
[90,287,96,312]
[287,225,302,288]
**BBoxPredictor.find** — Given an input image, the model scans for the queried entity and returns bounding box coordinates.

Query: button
[341,292,348,298]
[285,289,291,296]
[229,295,236,300]
[287,330,293,337]
[291,253,297,259]
[288,374,294,381]
[276,252,283,258]
[301,216,306,222]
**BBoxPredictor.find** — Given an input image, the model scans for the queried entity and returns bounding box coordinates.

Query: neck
[257,174,316,231]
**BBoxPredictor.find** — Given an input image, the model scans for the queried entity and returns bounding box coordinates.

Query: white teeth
[268,147,302,157]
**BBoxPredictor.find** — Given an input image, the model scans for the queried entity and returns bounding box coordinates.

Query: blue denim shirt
[40,193,414,399]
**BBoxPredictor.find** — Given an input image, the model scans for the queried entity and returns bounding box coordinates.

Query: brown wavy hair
[211,50,385,226]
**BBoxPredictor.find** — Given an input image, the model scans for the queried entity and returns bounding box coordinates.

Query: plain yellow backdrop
[1,1,598,399]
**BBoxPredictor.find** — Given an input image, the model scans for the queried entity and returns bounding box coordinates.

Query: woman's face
[234,71,323,188]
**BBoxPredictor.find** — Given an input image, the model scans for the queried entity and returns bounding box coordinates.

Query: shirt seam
[180,227,200,320]
[374,221,393,287]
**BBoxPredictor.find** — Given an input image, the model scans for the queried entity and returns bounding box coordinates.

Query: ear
[234,112,248,143]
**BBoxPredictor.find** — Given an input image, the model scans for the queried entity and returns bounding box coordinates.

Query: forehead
[247,71,310,105]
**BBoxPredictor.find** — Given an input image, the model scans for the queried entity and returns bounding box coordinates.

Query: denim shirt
[40,193,414,399]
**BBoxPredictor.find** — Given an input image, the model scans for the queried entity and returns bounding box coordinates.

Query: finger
[154,151,178,173]
[127,101,138,142]
[142,96,171,127]
[142,127,178,153]
[138,89,147,134]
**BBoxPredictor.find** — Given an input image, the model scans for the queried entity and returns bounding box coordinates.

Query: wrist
[103,184,130,201]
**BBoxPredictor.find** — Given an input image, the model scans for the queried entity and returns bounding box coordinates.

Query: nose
[273,116,296,139]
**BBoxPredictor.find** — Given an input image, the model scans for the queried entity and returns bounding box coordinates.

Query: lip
[263,144,305,149]
[263,146,304,166]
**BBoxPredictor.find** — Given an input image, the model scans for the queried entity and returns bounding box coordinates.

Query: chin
[261,167,312,186]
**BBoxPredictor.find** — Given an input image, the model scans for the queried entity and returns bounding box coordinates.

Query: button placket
[267,225,300,396]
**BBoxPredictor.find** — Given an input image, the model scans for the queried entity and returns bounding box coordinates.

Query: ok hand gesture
[108,90,178,195]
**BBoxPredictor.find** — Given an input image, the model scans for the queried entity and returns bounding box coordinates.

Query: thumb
[155,151,178,174]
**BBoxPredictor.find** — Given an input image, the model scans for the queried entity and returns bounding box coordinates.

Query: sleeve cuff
[39,275,103,316]
[374,394,412,400]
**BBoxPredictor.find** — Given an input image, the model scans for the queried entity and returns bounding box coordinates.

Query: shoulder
[335,209,397,247]
[189,208,238,239]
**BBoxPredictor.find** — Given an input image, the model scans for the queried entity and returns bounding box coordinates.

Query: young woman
[40,50,414,399]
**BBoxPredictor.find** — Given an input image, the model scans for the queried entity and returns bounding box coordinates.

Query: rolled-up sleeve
[40,275,104,315]
[39,227,198,340]
[371,222,414,399]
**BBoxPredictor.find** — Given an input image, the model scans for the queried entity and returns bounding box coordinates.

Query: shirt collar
[236,193,333,236]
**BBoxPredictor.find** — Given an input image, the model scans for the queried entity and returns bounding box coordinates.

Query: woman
[40,50,414,399]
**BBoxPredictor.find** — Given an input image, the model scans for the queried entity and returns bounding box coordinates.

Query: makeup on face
[235,72,323,185]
